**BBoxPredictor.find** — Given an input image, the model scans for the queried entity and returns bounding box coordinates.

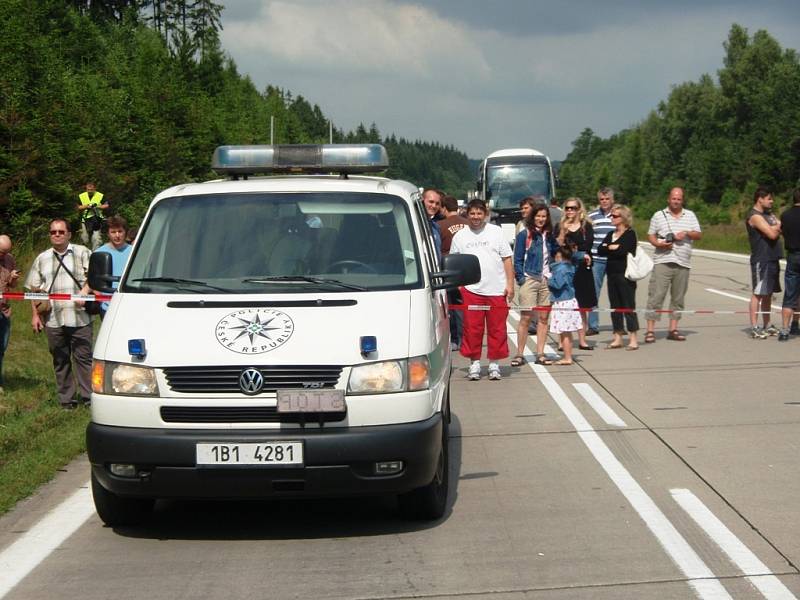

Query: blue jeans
[0,314,10,385]
[588,260,607,330]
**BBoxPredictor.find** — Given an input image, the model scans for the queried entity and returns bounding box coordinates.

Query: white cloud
[222,0,491,82]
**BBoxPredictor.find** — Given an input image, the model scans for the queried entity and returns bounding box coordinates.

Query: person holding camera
[644,187,702,343]
[77,181,109,250]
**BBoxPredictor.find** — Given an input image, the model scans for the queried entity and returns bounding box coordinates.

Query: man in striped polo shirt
[586,187,616,335]
[644,187,702,342]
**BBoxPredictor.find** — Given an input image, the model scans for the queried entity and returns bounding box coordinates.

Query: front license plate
[276,389,346,413]
[196,442,303,467]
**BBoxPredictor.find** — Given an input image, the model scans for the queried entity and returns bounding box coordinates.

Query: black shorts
[751,261,781,296]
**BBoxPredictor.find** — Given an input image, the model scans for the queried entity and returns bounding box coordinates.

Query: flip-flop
[554,359,573,365]
[534,357,553,365]
[625,345,639,351]
[510,355,526,367]
[578,344,594,350]
[605,343,623,350]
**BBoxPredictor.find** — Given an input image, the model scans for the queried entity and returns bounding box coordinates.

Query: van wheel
[91,471,154,527]
[399,418,449,520]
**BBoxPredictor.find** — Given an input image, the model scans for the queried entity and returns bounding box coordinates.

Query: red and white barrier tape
[448,304,794,316]
[0,292,113,302]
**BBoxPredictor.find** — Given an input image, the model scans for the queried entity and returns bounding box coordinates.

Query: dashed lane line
[671,489,797,600]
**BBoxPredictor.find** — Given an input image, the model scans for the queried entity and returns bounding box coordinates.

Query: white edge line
[0,483,94,599]
[705,288,782,314]
[508,321,731,599]
[573,383,628,428]
[671,489,797,600]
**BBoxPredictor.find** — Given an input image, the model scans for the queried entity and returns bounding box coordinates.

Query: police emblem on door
[239,368,264,395]
[215,308,295,354]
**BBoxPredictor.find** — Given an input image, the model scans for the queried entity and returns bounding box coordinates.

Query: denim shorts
[782,254,800,308]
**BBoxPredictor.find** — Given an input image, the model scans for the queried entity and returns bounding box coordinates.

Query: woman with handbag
[596,204,640,350]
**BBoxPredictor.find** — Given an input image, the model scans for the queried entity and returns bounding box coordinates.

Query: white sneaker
[488,363,501,380]
[468,361,481,380]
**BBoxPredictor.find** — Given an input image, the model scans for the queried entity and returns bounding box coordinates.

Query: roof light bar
[212,144,389,175]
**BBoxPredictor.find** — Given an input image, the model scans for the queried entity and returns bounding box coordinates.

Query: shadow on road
[111,414,465,542]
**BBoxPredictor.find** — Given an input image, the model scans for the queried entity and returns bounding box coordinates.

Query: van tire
[398,416,449,520]
[91,471,154,527]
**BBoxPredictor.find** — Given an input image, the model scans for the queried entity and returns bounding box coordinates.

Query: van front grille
[160,406,346,424]
[162,365,343,394]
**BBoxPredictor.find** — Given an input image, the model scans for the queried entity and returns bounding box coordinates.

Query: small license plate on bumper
[196,442,303,467]
[276,389,346,413]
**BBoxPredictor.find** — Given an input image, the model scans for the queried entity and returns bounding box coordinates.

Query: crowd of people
[0,182,135,408]
[424,184,800,380]
[1,183,799,402]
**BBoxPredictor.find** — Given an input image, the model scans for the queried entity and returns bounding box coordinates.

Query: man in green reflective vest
[77,181,109,250]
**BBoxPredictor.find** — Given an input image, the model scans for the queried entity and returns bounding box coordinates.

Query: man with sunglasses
[25,219,93,409]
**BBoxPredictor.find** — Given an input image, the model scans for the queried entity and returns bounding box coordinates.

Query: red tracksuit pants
[459,287,510,361]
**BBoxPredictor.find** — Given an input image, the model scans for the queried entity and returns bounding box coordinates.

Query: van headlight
[92,360,159,396]
[347,356,429,394]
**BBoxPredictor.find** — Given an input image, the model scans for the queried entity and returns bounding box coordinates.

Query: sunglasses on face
[565,206,579,210]
[611,214,621,218]
[50,230,67,235]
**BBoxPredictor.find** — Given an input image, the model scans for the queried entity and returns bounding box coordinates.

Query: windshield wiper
[131,277,231,292]
[242,276,367,291]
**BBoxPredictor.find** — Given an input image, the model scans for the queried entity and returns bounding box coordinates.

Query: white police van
[87,144,479,525]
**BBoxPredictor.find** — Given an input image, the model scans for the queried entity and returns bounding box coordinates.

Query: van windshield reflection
[122,192,421,294]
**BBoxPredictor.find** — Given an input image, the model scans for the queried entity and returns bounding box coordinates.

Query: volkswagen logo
[239,368,264,395]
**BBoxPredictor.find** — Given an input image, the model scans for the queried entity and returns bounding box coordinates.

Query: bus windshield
[122,192,422,294]
[486,162,551,211]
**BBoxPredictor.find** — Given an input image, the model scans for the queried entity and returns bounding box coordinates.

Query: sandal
[534,357,553,365]
[644,331,656,344]
[510,355,526,367]
[578,344,594,351]
[554,359,573,365]
[667,330,686,341]
[605,343,623,350]
[625,345,639,351]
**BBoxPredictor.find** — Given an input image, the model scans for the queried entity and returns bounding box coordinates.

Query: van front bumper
[87,416,442,499]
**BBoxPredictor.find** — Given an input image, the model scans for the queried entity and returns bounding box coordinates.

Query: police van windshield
[122,192,422,293]
[486,161,551,211]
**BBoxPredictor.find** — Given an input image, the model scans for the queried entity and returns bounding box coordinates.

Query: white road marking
[671,489,797,600]
[0,483,94,599]
[508,327,732,599]
[705,288,782,314]
[573,383,628,427]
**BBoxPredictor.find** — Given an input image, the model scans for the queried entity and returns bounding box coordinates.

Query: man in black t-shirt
[779,188,800,340]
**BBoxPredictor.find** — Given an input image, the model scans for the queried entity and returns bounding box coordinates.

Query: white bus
[476,148,557,243]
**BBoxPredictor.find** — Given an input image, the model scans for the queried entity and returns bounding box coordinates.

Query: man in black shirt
[779,188,800,340]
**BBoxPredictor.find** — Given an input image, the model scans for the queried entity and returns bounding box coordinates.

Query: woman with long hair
[556,197,597,350]
[596,204,640,350]
[512,204,559,365]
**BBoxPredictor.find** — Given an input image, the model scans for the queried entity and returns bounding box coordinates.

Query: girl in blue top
[548,245,584,365]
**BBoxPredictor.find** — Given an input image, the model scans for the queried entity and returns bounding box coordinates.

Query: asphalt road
[1,249,799,600]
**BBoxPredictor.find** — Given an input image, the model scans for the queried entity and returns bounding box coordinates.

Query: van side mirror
[88,251,118,293]
[431,253,481,291]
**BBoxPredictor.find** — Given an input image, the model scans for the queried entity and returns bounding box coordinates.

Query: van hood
[98,292,412,366]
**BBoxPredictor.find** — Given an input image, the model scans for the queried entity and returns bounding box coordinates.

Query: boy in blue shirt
[94,216,132,318]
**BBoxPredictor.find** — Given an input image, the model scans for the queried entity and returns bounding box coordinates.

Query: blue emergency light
[211,144,389,176]
[360,336,377,356]
[128,339,147,359]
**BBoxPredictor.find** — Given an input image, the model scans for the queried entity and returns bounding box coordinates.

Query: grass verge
[0,253,92,516]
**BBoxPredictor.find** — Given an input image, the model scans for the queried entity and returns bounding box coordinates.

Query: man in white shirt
[644,187,702,342]
[26,219,93,409]
[450,199,514,381]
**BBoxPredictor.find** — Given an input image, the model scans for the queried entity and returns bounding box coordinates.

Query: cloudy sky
[219,1,800,160]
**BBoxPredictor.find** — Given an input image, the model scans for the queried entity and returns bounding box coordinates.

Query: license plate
[276,389,346,413]
[196,442,303,466]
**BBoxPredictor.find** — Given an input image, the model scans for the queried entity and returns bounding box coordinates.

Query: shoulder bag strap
[53,251,83,291]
